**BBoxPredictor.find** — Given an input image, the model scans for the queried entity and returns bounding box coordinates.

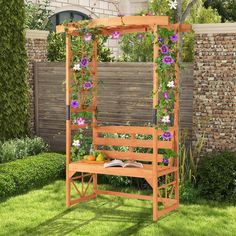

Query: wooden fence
[35,62,193,151]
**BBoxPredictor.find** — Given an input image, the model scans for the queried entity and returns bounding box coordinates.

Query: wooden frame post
[66,34,72,208]
[152,24,159,221]
[92,39,98,196]
[174,26,180,207]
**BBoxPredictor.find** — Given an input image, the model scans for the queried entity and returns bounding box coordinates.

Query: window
[49,11,91,30]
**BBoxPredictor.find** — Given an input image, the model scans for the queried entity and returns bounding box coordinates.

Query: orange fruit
[87,155,96,161]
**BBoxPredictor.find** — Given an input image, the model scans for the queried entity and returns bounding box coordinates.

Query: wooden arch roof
[56,16,191,35]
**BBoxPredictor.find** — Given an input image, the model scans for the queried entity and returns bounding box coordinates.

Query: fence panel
[35,62,193,151]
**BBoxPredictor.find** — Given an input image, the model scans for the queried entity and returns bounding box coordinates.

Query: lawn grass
[0,180,235,236]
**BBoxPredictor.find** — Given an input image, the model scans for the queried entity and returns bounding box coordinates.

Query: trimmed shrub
[0,0,29,140]
[0,137,48,163]
[197,151,236,203]
[0,153,65,199]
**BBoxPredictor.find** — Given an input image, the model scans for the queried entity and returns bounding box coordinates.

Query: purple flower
[158,37,164,43]
[160,44,169,54]
[77,117,85,126]
[145,12,153,16]
[83,33,92,42]
[163,92,169,100]
[80,57,89,67]
[161,131,173,140]
[111,31,120,39]
[83,81,93,90]
[170,34,178,42]
[137,34,144,40]
[71,100,79,108]
[162,56,174,65]
[162,158,169,166]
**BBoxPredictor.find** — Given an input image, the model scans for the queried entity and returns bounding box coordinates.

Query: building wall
[29,0,149,57]
[192,23,236,153]
[26,30,49,135]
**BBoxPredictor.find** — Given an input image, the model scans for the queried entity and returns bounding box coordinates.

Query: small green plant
[0,137,48,163]
[179,130,205,185]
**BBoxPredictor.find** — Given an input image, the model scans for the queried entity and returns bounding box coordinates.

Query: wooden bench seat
[69,161,177,179]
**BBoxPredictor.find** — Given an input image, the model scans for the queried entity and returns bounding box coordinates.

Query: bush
[197,151,236,203]
[0,137,48,163]
[0,153,65,199]
[0,0,29,140]
[180,183,199,203]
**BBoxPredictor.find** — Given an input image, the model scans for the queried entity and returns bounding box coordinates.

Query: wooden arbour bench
[56,16,191,221]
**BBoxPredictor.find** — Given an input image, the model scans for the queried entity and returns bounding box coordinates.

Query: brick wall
[26,30,49,135]
[192,23,236,153]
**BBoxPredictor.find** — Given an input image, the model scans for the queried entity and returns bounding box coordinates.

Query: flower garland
[155,27,179,164]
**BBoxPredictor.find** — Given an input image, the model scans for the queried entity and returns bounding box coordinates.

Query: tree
[0,0,29,140]
[204,0,236,22]
[120,0,221,62]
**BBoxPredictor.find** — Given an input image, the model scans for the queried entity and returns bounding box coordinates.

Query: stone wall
[26,30,49,135]
[192,23,236,153]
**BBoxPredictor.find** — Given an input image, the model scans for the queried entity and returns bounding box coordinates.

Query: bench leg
[67,172,97,207]
[66,169,71,208]
[153,177,158,221]
[93,173,97,196]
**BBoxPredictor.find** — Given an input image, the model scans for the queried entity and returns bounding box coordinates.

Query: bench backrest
[93,125,174,163]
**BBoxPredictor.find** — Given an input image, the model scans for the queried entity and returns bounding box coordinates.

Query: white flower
[73,63,81,71]
[73,140,81,148]
[167,81,175,88]
[168,0,178,10]
[161,115,171,123]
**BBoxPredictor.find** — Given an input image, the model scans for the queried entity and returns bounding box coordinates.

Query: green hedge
[197,151,236,203]
[0,0,29,140]
[0,153,65,199]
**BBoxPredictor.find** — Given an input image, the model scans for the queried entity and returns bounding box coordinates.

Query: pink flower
[163,92,169,100]
[145,12,153,16]
[111,31,120,39]
[77,117,85,126]
[83,33,92,42]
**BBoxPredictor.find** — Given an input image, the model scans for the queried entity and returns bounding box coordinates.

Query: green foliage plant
[25,0,52,30]
[0,137,48,163]
[0,0,29,141]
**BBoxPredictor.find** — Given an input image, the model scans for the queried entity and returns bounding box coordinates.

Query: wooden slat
[96,189,152,201]
[94,137,153,148]
[69,161,153,178]
[94,125,153,135]
[56,16,169,33]
[97,150,163,162]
